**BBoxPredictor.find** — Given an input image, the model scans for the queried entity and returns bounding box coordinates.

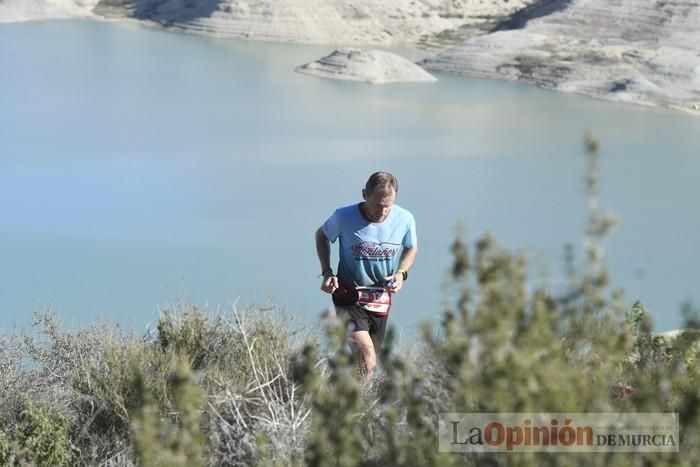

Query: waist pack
[355,286,392,316]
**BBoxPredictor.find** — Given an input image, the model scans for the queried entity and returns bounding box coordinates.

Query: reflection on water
[1,20,699,333]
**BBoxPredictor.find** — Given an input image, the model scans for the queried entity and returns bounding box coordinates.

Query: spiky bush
[132,359,205,467]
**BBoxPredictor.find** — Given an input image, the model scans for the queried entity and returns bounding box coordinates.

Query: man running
[315,172,418,377]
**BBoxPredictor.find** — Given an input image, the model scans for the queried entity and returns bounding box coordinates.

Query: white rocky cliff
[93,0,537,46]
[420,0,700,113]
[0,0,99,22]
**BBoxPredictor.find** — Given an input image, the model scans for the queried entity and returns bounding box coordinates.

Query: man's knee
[351,331,377,373]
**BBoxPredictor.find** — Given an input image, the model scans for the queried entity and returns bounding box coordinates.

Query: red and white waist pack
[355,286,392,316]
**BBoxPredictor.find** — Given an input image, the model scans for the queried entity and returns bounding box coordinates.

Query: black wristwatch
[397,269,408,281]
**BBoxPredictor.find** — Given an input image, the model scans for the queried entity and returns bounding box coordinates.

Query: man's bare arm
[385,246,418,293]
[397,247,418,274]
[315,227,338,294]
[315,227,332,273]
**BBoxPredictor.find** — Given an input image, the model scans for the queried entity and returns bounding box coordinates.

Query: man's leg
[348,330,377,378]
[335,305,377,377]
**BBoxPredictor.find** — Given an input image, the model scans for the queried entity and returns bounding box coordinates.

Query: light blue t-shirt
[322,203,417,288]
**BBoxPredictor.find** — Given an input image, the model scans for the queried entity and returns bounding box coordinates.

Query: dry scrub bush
[0,304,309,465]
[205,308,311,466]
[0,333,27,424]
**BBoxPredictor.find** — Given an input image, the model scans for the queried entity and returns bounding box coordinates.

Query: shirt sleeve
[322,209,341,243]
[403,213,417,248]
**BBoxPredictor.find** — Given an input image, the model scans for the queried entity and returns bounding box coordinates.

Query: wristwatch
[397,269,408,281]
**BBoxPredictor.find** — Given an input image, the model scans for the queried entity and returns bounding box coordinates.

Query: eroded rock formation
[421,0,700,113]
[296,48,437,83]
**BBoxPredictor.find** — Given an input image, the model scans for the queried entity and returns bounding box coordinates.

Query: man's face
[362,188,396,222]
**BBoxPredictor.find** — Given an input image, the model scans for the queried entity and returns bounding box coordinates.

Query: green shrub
[132,359,205,467]
[0,429,10,465]
[17,403,77,466]
[296,323,365,467]
[157,307,213,371]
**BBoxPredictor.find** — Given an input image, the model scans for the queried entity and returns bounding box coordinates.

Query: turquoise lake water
[1,20,699,334]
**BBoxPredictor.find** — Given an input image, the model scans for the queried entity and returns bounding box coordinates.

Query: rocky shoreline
[421,0,700,115]
[1,0,698,114]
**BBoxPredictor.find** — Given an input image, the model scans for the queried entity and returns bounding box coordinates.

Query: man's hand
[320,273,339,294]
[384,273,404,293]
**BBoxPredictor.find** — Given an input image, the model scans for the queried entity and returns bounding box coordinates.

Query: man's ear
[362,189,368,200]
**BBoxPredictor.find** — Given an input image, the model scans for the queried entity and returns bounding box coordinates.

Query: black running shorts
[334,304,389,345]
